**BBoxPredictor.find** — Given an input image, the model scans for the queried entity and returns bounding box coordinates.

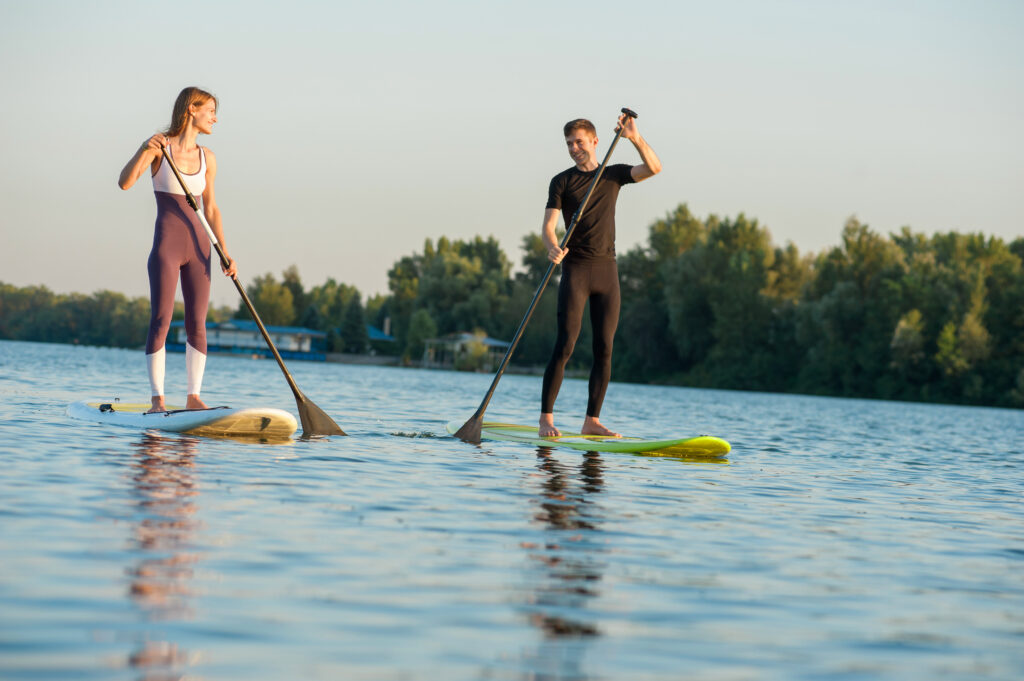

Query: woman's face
[190,99,218,134]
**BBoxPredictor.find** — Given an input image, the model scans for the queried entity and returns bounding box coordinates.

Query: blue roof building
[168,320,327,361]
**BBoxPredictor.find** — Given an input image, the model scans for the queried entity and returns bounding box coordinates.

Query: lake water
[0,339,1022,680]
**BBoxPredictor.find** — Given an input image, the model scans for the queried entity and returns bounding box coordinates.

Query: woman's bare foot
[581,416,620,437]
[185,394,208,410]
[146,396,167,414]
[539,413,561,438]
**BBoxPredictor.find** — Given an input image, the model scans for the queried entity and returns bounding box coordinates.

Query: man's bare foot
[539,413,561,438]
[146,396,166,414]
[581,416,620,437]
[185,394,208,410]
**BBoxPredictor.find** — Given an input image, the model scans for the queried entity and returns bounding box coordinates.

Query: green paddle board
[446,421,730,458]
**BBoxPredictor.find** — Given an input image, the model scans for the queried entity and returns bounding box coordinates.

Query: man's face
[565,129,598,168]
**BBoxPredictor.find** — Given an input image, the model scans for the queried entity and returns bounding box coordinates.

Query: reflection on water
[522,448,607,678]
[3,341,1023,680]
[126,432,201,679]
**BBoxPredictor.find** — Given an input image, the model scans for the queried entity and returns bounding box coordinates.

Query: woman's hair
[164,87,218,137]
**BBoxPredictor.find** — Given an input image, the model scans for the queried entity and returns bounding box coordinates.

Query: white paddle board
[67,400,298,439]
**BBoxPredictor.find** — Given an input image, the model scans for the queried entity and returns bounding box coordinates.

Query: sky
[1,0,1021,307]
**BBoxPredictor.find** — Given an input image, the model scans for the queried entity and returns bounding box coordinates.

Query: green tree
[797,218,908,397]
[648,203,706,261]
[890,308,927,387]
[365,293,388,330]
[341,293,368,353]
[935,321,967,377]
[306,278,359,332]
[299,303,323,330]
[242,273,295,326]
[0,284,56,339]
[208,304,236,323]
[517,232,550,287]
[386,252,421,349]
[664,213,781,389]
[610,206,707,383]
[281,265,308,326]
[388,235,514,356]
[405,308,437,361]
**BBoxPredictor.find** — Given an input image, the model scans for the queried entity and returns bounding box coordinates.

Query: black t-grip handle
[621,107,638,119]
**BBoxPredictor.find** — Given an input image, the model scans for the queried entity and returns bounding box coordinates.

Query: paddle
[453,107,638,444]
[159,145,346,437]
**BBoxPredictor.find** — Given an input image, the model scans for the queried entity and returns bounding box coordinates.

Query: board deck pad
[67,400,298,439]
[446,421,730,458]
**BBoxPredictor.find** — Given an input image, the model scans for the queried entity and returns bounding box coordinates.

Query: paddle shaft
[455,109,637,440]
[159,146,345,435]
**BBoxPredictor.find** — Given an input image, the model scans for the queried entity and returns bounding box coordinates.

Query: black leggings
[541,258,620,417]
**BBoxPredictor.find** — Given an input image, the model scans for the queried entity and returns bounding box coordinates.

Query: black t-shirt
[546,163,635,262]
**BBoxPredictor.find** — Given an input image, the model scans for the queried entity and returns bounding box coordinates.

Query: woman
[118,87,237,413]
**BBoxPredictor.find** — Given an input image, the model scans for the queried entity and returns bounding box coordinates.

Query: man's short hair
[563,118,597,138]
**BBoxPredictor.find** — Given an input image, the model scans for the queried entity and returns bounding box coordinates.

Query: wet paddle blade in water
[297,392,346,437]
[452,411,483,444]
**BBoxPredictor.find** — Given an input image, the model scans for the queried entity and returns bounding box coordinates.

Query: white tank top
[152,145,207,196]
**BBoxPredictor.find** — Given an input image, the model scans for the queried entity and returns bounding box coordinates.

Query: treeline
[234,240,553,360]
[608,206,1024,407]
[229,265,381,354]
[0,284,246,348]
[3,203,1022,407]
[0,286,155,347]
[366,205,1024,407]
[0,266,379,355]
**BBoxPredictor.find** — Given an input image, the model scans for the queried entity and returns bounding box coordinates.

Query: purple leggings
[145,192,211,355]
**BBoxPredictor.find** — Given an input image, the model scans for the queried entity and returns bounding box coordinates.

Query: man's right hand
[547,245,569,264]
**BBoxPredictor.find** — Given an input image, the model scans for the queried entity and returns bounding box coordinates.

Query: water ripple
[1,340,1022,680]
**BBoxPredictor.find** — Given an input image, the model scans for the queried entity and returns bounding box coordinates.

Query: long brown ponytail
[164,86,218,137]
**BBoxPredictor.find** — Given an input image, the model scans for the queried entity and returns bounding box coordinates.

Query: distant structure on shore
[168,320,399,363]
[168,320,328,361]
[422,332,511,372]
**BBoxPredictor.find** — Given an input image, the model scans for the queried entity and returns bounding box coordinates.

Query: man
[539,112,662,437]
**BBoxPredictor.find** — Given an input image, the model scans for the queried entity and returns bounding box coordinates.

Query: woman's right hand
[144,134,168,153]
[120,134,168,190]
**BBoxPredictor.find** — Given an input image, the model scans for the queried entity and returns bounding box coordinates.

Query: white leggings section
[185,341,206,396]
[146,343,207,397]
[146,346,166,397]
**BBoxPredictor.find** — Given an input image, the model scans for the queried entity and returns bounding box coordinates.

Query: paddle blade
[452,411,483,444]
[296,394,346,437]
